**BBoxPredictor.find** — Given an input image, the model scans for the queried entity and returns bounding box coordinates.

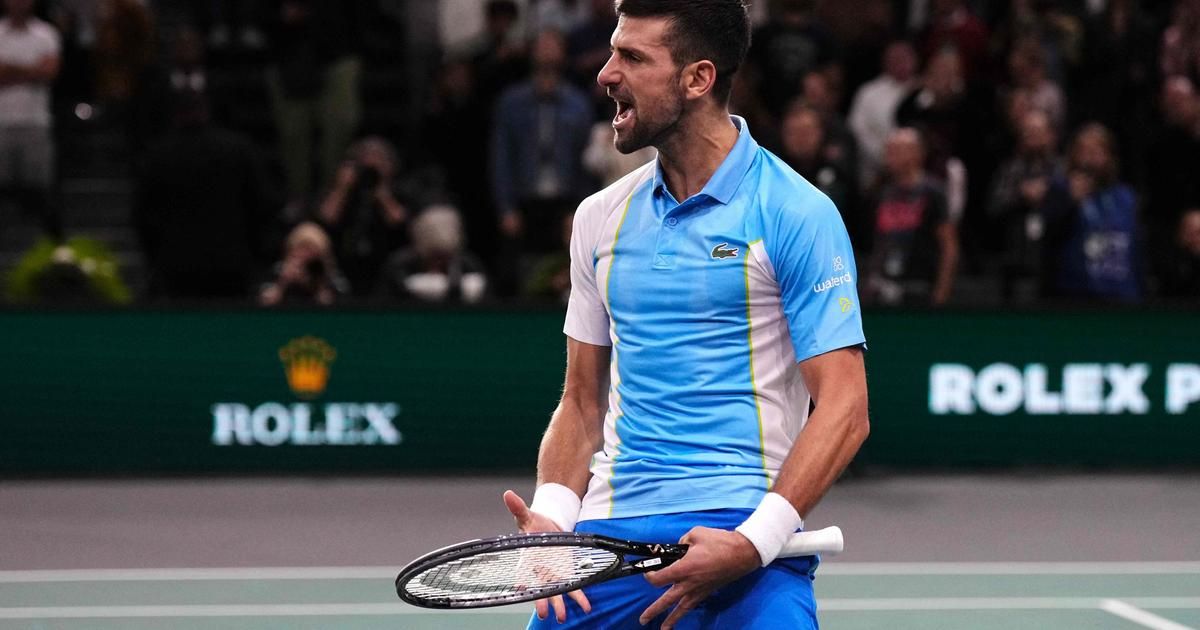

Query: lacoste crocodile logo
[711,243,739,260]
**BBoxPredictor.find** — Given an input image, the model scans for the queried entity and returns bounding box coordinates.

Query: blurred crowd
[1,0,1199,307]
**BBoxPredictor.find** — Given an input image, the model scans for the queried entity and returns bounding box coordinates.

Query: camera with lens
[354,164,383,192]
[304,257,326,281]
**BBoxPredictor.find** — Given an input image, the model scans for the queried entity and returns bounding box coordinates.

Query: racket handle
[778,526,844,558]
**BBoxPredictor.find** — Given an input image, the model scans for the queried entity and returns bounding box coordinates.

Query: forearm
[0,58,59,85]
[318,188,349,224]
[768,390,869,519]
[536,395,604,497]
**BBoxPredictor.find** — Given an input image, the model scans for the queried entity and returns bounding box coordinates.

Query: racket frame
[395,532,687,609]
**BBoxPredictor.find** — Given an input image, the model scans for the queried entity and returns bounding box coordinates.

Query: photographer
[317,136,410,295]
[258,222,348,307]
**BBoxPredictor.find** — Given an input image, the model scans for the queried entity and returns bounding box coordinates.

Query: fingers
[644,566,675,588]
[502,490,532,530]
[680,526,715,545]
[551,594,568,623]
[639,584,682,625]
[567,587,592,614]
[661,596,700,630]
[535,591,589,622]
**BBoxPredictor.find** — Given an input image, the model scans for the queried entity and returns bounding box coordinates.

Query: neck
[655,106,739,201]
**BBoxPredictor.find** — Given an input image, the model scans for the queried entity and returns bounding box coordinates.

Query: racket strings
[403,545,618,605]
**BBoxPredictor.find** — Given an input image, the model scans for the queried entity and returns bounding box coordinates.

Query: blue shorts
[526,509,819,630]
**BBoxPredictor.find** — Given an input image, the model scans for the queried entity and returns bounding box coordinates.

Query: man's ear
[680,60,718,102]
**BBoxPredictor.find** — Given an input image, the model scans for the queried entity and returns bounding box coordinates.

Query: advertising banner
[1,309,1196,473]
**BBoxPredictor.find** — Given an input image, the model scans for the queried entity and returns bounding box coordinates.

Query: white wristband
[735,492,804,566]
[529,483,582,532]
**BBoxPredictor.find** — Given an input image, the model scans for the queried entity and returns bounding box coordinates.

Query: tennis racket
[395,526,843,609]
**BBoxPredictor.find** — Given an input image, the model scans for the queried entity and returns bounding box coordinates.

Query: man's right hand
[502,490,592,623]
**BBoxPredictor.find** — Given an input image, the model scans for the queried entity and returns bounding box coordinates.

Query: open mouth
[613,98,636,130]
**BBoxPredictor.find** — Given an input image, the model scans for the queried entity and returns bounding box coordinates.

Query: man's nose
[597,54,618,88]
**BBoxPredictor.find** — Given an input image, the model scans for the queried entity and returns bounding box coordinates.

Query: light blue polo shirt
[564,116,865,521]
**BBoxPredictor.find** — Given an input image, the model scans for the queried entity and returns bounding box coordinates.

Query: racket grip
[778,526,844,558]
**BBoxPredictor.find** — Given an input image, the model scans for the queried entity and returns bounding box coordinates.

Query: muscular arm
[639,346,868,628]
[503,336,609,623]
[0,54,60,87]
[536,337,610,495]
[769,346,870,518]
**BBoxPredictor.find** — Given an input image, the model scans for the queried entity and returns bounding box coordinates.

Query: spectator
[1158,208,1200,298]
[377,205,488,304]
[990,0,1085,86]
[747,0,838,118]
[317,136,413,296]
[1146,76,1200,252]
[131,26,215,155]
[779,103,860,245]
[259,221,348,306]
[919,0,990,84]
[825,0,895,109]
[986,109,1065,301]
[1077,0,1156,143]
[265,0,362,215]
[1041,123,1142,301]
[864,128,959,306]
[1161,0,1200,84]
[134,92,271,299]
[490,29,592,296]
[423,56,496,264]
[0,0,61,236]
[1007,37,1066,131]
[467,0,528,107]
[848,39,919,192]
[797,70,858,178]
[896,48,971,224]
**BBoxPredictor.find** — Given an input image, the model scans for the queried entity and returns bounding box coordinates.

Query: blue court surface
[3,562,1199,629]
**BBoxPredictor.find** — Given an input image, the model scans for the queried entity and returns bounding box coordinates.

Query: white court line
[1101,599,1197,630]
[820,562,1200,576]
[4,598,1200,619]
[0,604,520,619]
[0,567,397,583]
[820,598,1200,611]
[4,562,1200,582]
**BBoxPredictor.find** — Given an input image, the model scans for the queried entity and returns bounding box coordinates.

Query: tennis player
[503,1,869,627]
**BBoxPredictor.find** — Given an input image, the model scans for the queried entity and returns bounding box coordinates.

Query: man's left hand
[638,527,761,628]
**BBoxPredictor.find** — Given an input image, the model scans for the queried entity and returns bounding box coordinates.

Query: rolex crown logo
[279,336,337,399]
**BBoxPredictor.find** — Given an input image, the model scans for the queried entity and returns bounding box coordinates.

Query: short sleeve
[563,202,611,346]
[768,195,866,363]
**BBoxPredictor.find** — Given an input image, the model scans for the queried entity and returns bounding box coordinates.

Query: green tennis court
[4,563,1199,629]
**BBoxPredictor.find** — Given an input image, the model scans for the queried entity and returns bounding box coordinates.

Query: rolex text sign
[929,363,1200,416]
[211,336,403,447]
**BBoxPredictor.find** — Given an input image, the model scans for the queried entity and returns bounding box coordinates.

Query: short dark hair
[615,0,751,104]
